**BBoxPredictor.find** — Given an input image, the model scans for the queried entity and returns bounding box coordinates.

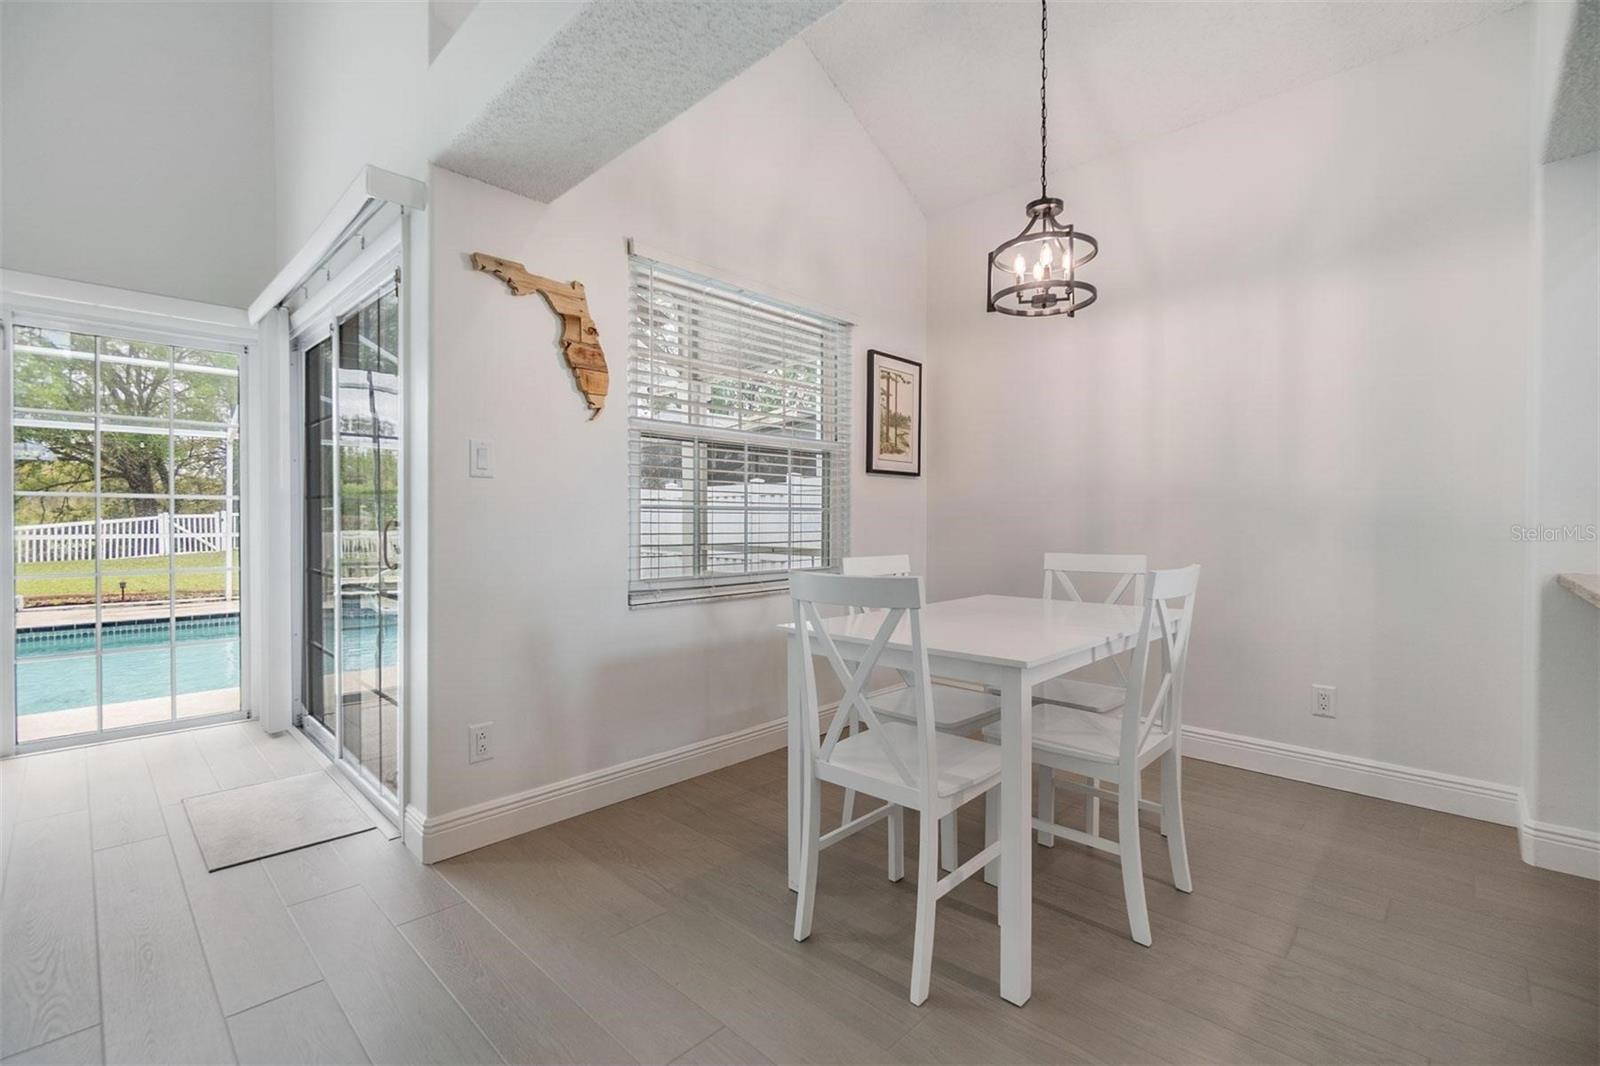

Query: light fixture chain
[1039,0,1048,200]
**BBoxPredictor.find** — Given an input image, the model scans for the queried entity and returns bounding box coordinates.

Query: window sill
[628,579,793,608]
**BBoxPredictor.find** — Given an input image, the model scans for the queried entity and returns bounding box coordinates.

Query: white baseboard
[1517,795,1600,880]
[407,710,1596,881]
[407,707,833,863]
[1180,724,1522,827]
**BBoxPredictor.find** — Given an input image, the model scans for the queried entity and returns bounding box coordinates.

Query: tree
[878,367,914,454]
[12,328,238,526]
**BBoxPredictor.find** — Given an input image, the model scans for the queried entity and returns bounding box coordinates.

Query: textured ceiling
[438,0,838,202]
[1544,0,1598,162]
[803,0,1524,212]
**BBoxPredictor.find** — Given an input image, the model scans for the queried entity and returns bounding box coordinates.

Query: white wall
[268,0,582,265]
[1521,1,1600,878]
[269,1,428,265]
[925,9,1536,790]
[423,41,926,826]
[1533,1,1585,141]
[1528,149,1600,836]
[0,1,275,307]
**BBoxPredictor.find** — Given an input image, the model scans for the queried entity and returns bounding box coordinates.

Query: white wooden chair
[839,555,1000,873]
[1037,553,1148,713]
[984,564,1199,946]
[1036,553,1147,836]
[790,572,1003,1005]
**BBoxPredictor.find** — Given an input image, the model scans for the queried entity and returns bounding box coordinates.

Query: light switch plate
[469,438,494,478]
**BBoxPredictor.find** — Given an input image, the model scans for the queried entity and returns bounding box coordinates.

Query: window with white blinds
[628,256,851,606]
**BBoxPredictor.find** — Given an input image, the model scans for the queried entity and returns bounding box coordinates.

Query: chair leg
[1157,758,1170,838]
[1161,749,1192,893]
[939,814,958,872]
[1036,767,1055,847]
[1117,773,1151,946]
[793,774,822,942]
[982,788,1000,887]
[909,808,940,1005]
[887,804,905,882]
[1088,777,1101,838]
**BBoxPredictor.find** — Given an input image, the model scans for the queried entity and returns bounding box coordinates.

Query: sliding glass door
[11,321,243,747]
[298,281,401,811]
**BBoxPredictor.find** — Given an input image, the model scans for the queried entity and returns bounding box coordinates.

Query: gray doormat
[183,771,377,871]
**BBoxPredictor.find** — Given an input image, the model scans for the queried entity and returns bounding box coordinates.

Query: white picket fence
[15,511,234,564]
[638,479,826,573]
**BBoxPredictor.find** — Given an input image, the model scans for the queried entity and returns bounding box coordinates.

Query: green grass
[17,552,239,605]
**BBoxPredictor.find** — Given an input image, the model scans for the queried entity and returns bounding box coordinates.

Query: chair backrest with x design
[1118,565,1200,762]
[790,572,939,804]
[1041,553,1149,607]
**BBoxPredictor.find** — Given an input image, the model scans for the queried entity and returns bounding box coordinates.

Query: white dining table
[782,593,1159,1007]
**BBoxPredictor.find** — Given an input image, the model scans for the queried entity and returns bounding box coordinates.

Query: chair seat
[869,685,1001,733]
[982,702,1169,765]
[1034,677,1126,713]
[828,722,1002,797]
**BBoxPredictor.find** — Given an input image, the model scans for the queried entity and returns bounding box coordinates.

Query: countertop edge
[1556,573,1600,609]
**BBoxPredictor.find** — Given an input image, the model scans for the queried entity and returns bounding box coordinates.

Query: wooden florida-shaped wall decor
[471,252,609,418]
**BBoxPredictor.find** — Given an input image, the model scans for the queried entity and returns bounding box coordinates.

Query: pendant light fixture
[986,0,1097,317]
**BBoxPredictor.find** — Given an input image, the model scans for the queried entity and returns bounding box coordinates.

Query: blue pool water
[15,612,397,716]
[16,616,241,715]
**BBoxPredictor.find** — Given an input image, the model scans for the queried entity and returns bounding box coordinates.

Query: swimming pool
[15,610,397,716]
[15,615,241,716]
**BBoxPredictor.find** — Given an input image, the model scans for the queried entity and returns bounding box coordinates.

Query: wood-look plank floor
[1,721,1595,1065]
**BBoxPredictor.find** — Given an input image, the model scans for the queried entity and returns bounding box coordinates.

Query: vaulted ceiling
[436,0,838,202]
[801,0,1523,213]
[434,0,1529,213]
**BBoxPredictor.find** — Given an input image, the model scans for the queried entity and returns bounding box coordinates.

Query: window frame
[626,256,852,607]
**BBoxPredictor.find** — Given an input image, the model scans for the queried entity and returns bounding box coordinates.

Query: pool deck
[15,687,241,744]
[17,599,239,631]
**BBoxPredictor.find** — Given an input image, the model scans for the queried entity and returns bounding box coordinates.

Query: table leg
[786,633,802,892]
[998,670,1032,1005]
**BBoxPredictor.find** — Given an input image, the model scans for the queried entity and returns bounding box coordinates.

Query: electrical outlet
[1312,685,1336,719]
[468,722,493,763]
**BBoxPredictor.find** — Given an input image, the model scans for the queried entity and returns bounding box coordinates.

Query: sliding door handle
[381,519,401,570]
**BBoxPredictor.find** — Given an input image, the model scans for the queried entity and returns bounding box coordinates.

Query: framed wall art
[867,349,921,477]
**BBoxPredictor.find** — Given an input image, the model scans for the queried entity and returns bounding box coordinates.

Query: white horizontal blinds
[628,256,850,605]
[628,266,849,438]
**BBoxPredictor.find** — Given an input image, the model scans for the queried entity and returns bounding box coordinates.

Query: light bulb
[1040,243,1053,267]
[1032,259,1045,282]
[1012,253,1026,284]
